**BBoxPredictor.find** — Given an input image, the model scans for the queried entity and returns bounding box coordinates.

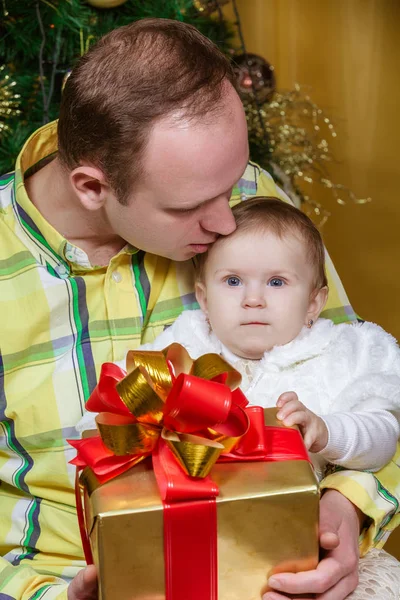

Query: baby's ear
[195,281,208,315]
[306,286,329,325]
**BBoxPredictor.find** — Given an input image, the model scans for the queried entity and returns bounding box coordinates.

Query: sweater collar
[219,318,335,370]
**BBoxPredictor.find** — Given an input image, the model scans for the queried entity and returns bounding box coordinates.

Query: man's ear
[195,281,208,315]
[70,166,111,211]
[306,286,329,326]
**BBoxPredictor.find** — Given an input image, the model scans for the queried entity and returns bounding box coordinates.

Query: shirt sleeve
[319,410,400,471]
[320,441,400,556]
[0,558,69,600]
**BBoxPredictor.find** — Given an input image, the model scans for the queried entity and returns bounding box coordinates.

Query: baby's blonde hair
[195,196,328,289]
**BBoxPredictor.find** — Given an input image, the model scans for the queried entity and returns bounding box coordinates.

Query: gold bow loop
[88,343,246,479]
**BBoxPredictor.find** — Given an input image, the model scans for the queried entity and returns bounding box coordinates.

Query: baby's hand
[276,391,328,453]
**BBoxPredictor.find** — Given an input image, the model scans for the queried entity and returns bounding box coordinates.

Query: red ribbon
[70,362,310,600]
[152,441,220,600]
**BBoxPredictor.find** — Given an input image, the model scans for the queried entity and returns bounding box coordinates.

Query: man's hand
[68,565,98,600]
[263,490,361,599]
[276,392,328,453]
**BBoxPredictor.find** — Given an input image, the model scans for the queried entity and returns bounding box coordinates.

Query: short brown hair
[58,18,235,204]
[196,196,328,289]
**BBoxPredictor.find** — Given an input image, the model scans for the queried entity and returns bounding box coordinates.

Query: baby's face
[196,230,317,359]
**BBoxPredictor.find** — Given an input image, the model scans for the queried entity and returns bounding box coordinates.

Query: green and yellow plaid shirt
[1,122,399,600]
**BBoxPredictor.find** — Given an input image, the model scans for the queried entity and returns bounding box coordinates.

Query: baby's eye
[268,278,285,287]
[226,276,242,287]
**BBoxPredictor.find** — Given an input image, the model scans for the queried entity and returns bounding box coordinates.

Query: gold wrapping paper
[80,409,319,600]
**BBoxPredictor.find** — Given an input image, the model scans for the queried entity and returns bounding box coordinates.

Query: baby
[78,197,400,477]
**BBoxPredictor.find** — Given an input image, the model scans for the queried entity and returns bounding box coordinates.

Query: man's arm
[321,443,400,554]
[0,558,98,600]
[0,557,68,600]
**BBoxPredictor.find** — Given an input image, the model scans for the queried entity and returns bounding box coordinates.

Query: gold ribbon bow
[79,343,247,479]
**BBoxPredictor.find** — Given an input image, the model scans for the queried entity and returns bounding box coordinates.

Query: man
[0,18,399,600]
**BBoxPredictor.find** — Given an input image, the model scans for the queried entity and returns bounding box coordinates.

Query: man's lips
[190,239,217,246]
[189,241,216,253]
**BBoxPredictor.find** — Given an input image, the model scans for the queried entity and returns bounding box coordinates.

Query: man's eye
[268,278,284,287]
[226,276,241,286]
[178,206,197,214]
[168,206,198,214]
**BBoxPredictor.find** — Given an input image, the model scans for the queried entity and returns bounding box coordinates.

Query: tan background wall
[224,0,400,559]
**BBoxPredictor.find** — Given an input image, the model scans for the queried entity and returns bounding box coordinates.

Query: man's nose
[199,197,236,236]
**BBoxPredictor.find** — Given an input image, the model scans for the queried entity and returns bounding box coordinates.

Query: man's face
[105,84,249,261]
[197,230,317,359]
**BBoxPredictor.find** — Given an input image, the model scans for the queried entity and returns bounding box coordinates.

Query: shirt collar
[14,120,137,275]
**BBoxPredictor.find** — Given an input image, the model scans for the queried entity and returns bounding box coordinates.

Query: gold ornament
[86,0,128,8]
[245,83,371,226]
[233,54,276,104]
[0,65,21,136]
[193,0,229,16]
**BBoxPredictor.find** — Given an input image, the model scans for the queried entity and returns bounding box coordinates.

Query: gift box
[70,345,319,600]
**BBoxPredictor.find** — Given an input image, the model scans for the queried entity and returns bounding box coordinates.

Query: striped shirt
[0,121,399,600]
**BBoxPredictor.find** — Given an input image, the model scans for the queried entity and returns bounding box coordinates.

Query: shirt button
[55,264,69,278]
[112,270,122,283]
